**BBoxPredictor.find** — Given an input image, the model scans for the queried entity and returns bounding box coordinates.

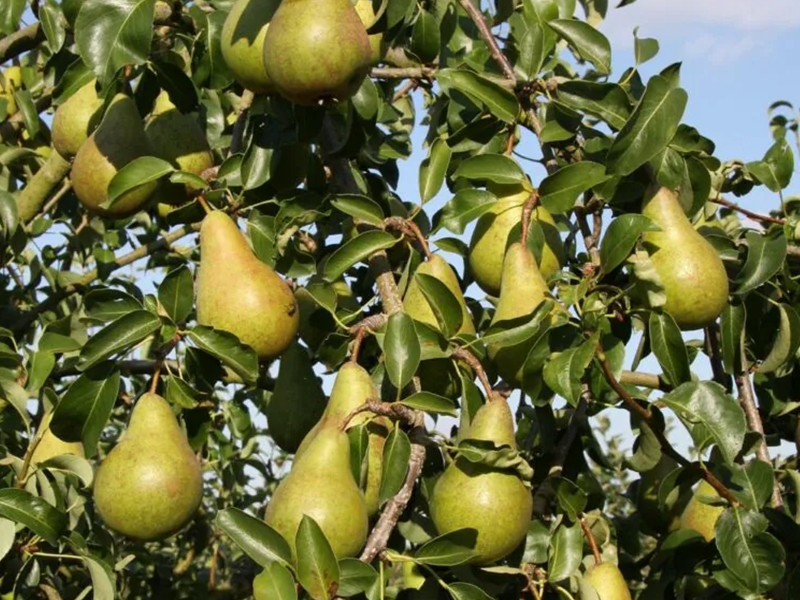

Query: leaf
[75,0,156,84]
[556,479,587,521]
[606,75,688,176]
[215,508,292,567]
[410,9,440,63]
[735,230,787,295]
[436,70,520,124]
[83,288,142,323]
[35,454,95,488]
[0,519,14,563]
[105,156,174,208]
[538,161,610,214]
[83,556,116,600]
[747,139,794,192]
[547,521,582,582]
[542,339,596,406]
[633,27,659,66]
[729,461,774,511]
[296,516,340,600]
[648,312,691,387]
[323,231,399,281]
[419,138,451,204]
[383,312,420,390]
[414,529,478,566]
[759,304,800,374]
[599,214,658,273]
[50,363,121,453]
[40,1,67,53]
[548,19,611,74]
[78,310,162,371]
[186,326,259,385]
[556,80,631,130]
[337,559,378,597]
[378,428,411,503]
[452,154,525,184]
[436,189,497,234]
[158,265,193,324]
[253,562,298,600]
[330,194,385,227]
[720,302,745,375]
[414,273,463,339]
[660,381,746,464]
[446,582,494,600]
[399,391,458,416]
[0,489,67,545]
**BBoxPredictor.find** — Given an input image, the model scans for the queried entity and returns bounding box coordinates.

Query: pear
[262,0,372,105]
[93,393,203,541]
[196,211,299,361]
[469,182,563,297]
[641,185,729,330]
[51,79,103,159]
[430,399,532,565]
[295,362,388,516]
[144,91,214,204]
[353,0,386,65]
[71,94,158,218]
[580,562,632,600]
[266,340,327,453]
[0,66,23,116]
[220,0,280,93]
[31,412,85,464]
[678,480,725,542]
[264,426,369,559]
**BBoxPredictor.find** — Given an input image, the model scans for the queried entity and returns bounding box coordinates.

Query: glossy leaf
[648,312,691,387]
[437,70,520,124]
[0,489,67,545]
[253,562,297,600]
[296,516,340,600]
[548,521,582,582]
[384,312,421,390]
[186,326,259,385]
[735,230,787,295]
[105,156,174,208]
[436,188,497,234]
[414,529,479,566]
[419,138,451,204]
[330,195,385,227]
[548,19,611,74]
[323,231,399,281]
[453,154,525,184]
[399,391,458,416]
[215,508,292,567]
[414,272,463,339]
[599,214,658,273]
[78,310,162,371]
[538,161,610,214]
[379,427,411,503]
[158,265,193,324]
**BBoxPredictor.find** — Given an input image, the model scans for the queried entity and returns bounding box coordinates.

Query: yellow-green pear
[0,66,22,116]
[353,0,386,65]
[93,393,203,541]
[469,182,564,297]
[70,94,158,218]
[220,0,280,93]
[31,412,84,464]
[264,426,369,559]
[262,0,372,105]
[580,562,632,600]
[430,399,532,565]
[51,79,103,159]
[196,211,299,361]
[641,185,729,330]
[678,480,725,542]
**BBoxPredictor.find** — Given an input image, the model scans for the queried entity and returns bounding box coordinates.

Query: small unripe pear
[678,480,725,542]
[51,79,103,159]
[580,562,632,600]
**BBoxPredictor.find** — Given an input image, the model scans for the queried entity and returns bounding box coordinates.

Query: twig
[0,23,44,64]
[704,323,732,393]
[149,333,182,394]
[519,191,540,247]
[341,400,418,431]
[595,348,651,421]
[452,347,492,399]
[229,90,254,156]
[38,179,72,218]
[391,80,419,103]
[715,197,784,226]
[575,204,602,269]
[350,327,367,364]
[579,515,601,565]
[618,370,670,391]
[384,216,431,259]
[15,423,47,488]
[454,0,516,82]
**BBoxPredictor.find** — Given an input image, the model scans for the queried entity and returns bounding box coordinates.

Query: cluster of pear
[50,85,213,219]
[220,0,384,104]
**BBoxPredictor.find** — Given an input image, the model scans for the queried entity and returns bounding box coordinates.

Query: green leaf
[352,77,379,120]
[414,273,463,339]
[14,90,39,138]
[186,326,259,385]
[538,161,610,214]
[759,303,800,374]
[446,582,494,600]
[215,508,292,567]
[75,0,156,84]
[633,27,659,66]
[547,521,582,582]
[747,139,794,192]
[190,9,233,89]
[50,363,121,453]
[453,154,525,184]
[436,189,497,235]
[735,230,787,295]
[729,461,774,511]
[542,339,595,406]
[83,289,143,323]
[414,529,479,566]
[399,391,458,416]
[556,479,587,521]
[82,556,116,600]
[648,312,691,387]
[419,138,451,204]
[105,156,174,208]
[556,80,631,130]
[78,310,162,371]
[337,559,378,597]
[379,427,411,503]
[0,489,67,545]
[606,75,688,176]
[39,332,82,354]
[437,70,520,124]
[296,516,340,600]
[599,214,658,273]
[35,454,95,488]
[548,19,611,73]
[330,195,385,227]
[383,313,420,390]
[158,265,193,324]
[323,231,399,281]
[253,562,298,600]
[660,381,746,464]
[720,302,745,375]
[0,519,15,563]
[410,9,440,63]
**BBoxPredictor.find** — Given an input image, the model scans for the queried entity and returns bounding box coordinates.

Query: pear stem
[579,514,601,565]
[149,332,182,394]
[196,194,212,215]
[519,191,540,247]
[452,347,493,399]
[348,314,388,364]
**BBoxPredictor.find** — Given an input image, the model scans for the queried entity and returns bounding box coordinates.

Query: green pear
[71,94,158,218]
[295,362,388,516]
[266,340,327,453]
[31,412,85,464]
[430,399,532,565]
[352,0,386,65]
[264,425,369,559]
[469,182,564,297]
[51,79,103,159]
[678,480,725,542]
[262,0,372,105]
[641,185,729,330]
[196,211,299,361]
[220,0,280,93]
[580,562,632,600]
[144,91,214,204]
[93,393,203,541]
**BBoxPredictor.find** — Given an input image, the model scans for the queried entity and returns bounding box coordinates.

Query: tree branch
[454,0,516,82]
[704,323,732,393]
[15,151,71,223]
[0,23,44,64]
[619,370,670,391]
[715,197,785,226]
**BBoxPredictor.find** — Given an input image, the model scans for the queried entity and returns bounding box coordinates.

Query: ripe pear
[0,66,23,116]
[51,79,103,159]
[641,185,729,330]
[295,362,388,516]
[144,91,214,204]
[262,0,372,105]
[430,399,532,565]
[220,0,280,93]
[71,94,158,217]
[580,562,632,600]
[196,211,299,361]
[264,426,369,559]
[469,182,563,297]
[678,480,725,542]
[31,412,85,464]
[93,393,203,541]
[353,0,386,65]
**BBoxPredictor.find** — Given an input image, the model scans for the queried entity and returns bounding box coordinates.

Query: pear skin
[93,393,203,541]
[352,0,386,65]
[0,66,22,116]
[71,94,158,217]
[430,399,532,565]
[469,182,563,297]
[678,480,725,542]
[196,211,299,361]
[264,426,369,559]
[641,185,729,330]
[580,562,632,600]
[220,0,281,93]
[262,0,372,105]
[51,79,103,159]
[31,412,85,464]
